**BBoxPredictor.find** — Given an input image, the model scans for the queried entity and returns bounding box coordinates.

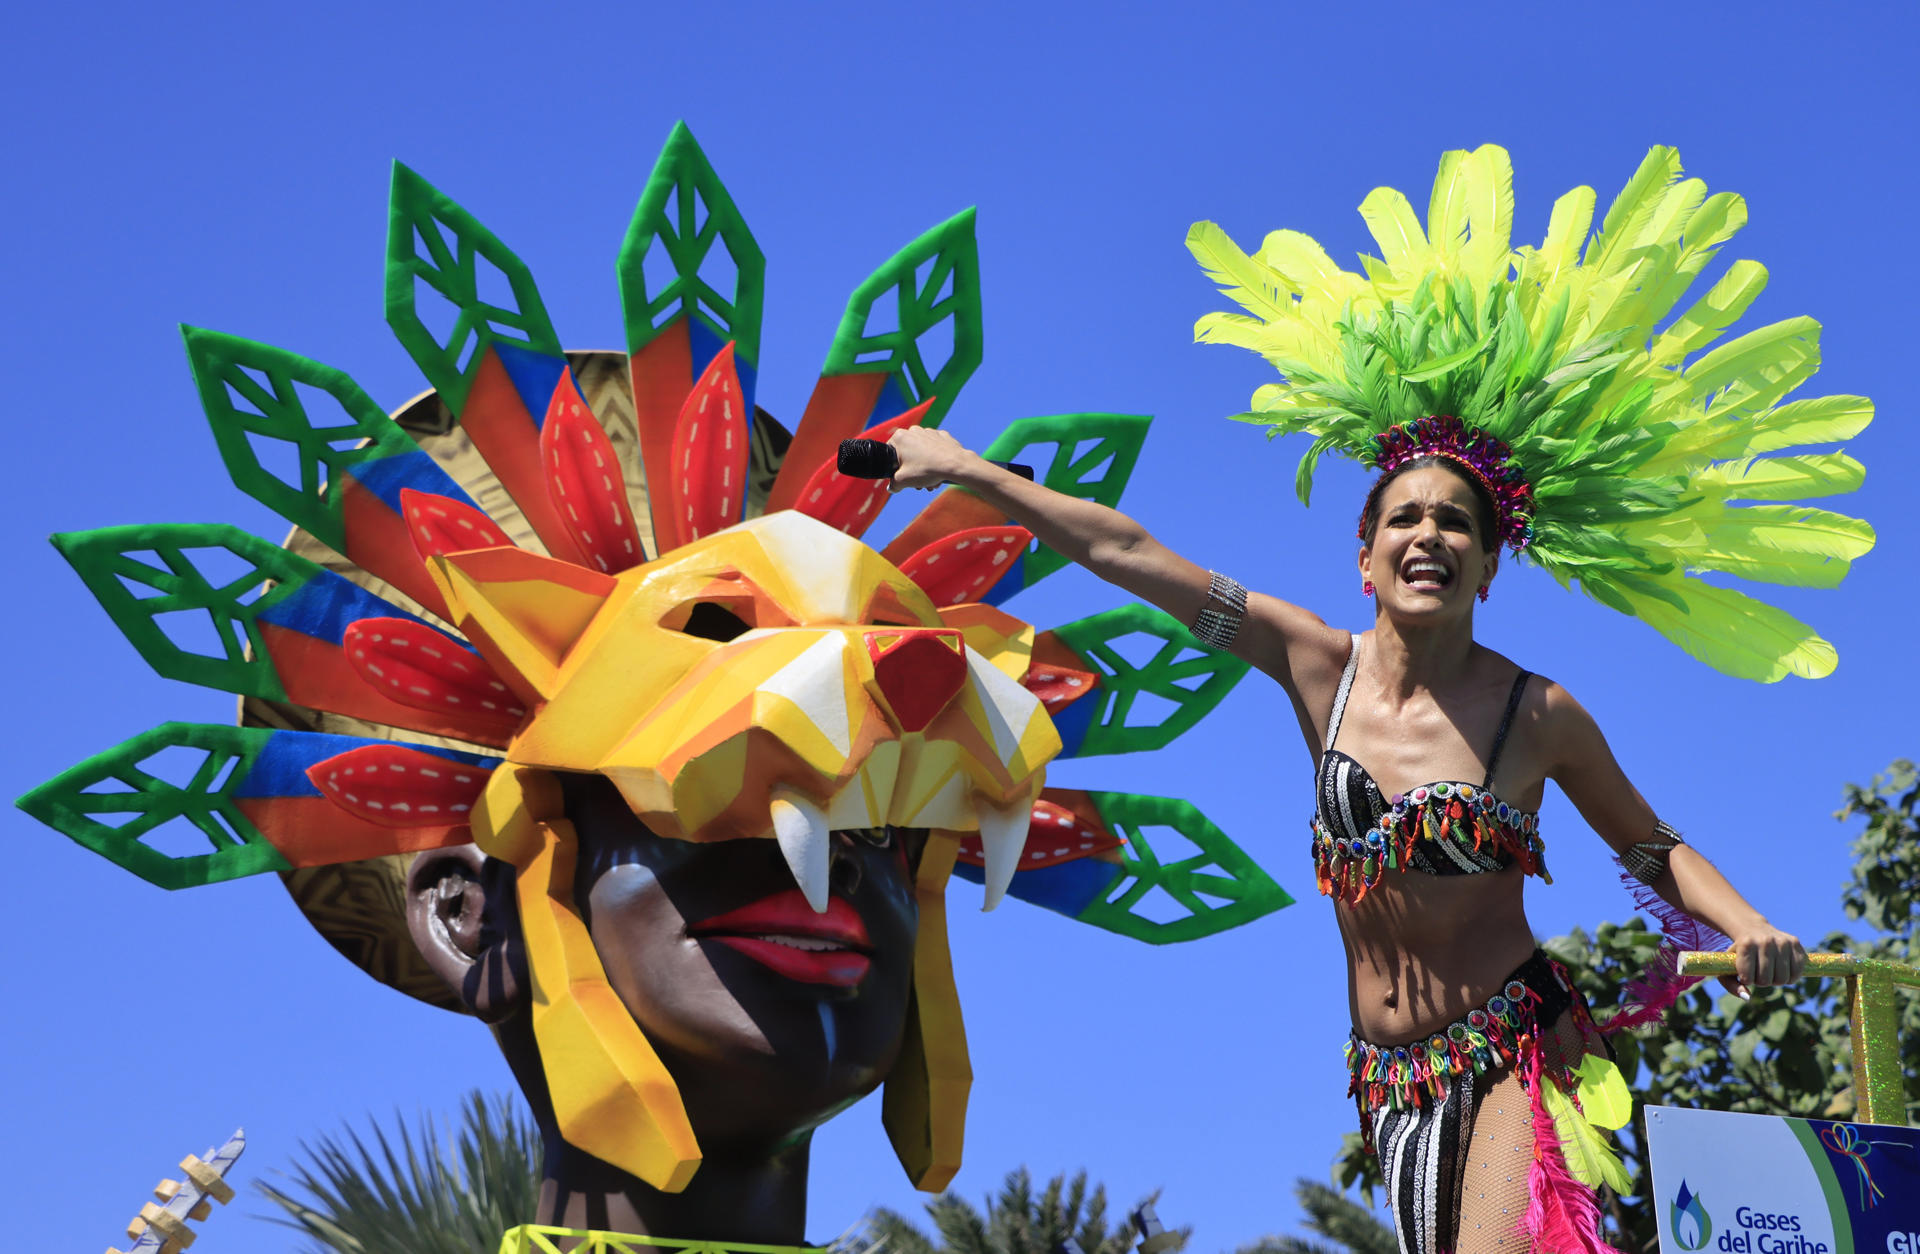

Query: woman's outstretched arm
[1541,679,1808,990]
[886,426,1349,714]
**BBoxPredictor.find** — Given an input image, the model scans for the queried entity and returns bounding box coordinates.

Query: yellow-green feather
[1542,1081,1632,1192]
[1606,577,1839,681]
[1650,258,1769,368]
[1693,453,1866,501]
[1573,1055,1633,1131]
[1186,221,1298,321]
[1358,186,1429,279]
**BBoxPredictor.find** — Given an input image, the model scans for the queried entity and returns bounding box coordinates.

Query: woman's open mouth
[689,888,874,987]
[1401,557,1453,592]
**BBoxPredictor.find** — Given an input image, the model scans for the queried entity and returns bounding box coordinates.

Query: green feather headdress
[1187,145,1874,682]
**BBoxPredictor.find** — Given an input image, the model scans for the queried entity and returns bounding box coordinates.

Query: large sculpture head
[21,123,1288,1235]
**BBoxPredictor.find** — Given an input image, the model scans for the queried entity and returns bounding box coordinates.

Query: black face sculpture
[406,772,923,1242]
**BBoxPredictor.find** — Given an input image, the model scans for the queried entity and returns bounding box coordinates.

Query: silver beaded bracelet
[1621,819,1685,885]
[1191,570,1248,651]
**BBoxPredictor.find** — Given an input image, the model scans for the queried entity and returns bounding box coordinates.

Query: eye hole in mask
[676,601,753,642]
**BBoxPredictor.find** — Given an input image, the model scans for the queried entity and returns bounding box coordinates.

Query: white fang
[771,786,831,913]
[976,796,1032,912]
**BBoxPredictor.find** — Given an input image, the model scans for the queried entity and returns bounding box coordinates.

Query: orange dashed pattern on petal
[793,398,935,538]
[955,799,1122,869]
[401,487,515,563]
[1021,659,1101,714]
[306,743,494,829]
[670,342,749,545]
[342,617,526,744]
[897,526,1032,608]
[541,372,647,574]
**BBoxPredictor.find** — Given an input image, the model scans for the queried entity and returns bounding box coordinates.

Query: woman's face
[563,773,919,1149]
[1359,465,1496,620]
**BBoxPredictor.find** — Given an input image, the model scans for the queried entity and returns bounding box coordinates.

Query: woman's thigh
[1448,1007,1606,1254]
[1451,1064,1538,1254]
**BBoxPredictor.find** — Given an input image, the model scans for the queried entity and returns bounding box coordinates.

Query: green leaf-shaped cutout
[51,523,315,700]
[617,121,767,365]
[1072,792,1290,943]
[17,723,290,890]
[824,208,982,429]
[983,413,1151,585]
[385,162,563,412]
[1050,603,1249,757]
[182,327,417,551]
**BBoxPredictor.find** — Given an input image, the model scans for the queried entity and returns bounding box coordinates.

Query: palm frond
[867,1209,941,1254]
[255,1090,542,1254]
[871,1168,1188,1254]
[1233,1238,1341,1254]
[1292,1179,1397,1254]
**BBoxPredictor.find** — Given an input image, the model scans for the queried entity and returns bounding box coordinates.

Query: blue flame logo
[1671,1179,1713,1251]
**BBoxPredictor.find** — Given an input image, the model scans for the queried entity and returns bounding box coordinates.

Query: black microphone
[837,438,1035,482]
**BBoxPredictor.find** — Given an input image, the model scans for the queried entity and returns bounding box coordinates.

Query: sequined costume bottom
[1351,952,1605,1254]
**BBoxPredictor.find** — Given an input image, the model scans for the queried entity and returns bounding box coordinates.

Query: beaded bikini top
[1311,638,1549,904]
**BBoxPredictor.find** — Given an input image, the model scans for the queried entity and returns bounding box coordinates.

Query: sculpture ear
[405,844,525,1023]
[428,548,619,705]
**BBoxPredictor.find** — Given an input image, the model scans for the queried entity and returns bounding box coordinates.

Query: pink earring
[1362,579,1375,597]
[1477,582,1490,603]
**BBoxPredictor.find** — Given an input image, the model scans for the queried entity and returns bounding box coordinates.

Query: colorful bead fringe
[1312,780,1547,905]
[1349,974,1537,1121]
[1348,955,1595,1150]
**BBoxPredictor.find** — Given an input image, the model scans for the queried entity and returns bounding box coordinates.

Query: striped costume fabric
[1374,1067,1479,1254]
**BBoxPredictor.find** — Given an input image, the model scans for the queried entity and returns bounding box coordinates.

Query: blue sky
[1,1,1912,1249]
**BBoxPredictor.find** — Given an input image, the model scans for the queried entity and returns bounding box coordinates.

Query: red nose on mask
[866,629,967,732]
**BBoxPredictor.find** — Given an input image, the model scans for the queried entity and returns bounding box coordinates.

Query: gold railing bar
[1672,950,1914,1126]
[1677,951,1920,987]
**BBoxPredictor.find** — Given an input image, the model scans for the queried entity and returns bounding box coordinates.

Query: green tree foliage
[867,1167,1189,1254]
[1232,1179,1395,1254]
[256,1090,542,1254]
[1331,759,1920,1252]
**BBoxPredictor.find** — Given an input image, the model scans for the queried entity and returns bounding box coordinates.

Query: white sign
[1646,1105,1920,1254]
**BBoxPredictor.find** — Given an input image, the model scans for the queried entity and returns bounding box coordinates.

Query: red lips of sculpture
[866,628,967,732]
[690,888,874,987]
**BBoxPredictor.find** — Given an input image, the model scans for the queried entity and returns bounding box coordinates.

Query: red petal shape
[955,799,1123,869]
[401,487,515,563]
[342,617,527,741]
[1022,657,1101,713]
[541,372,647,573]
[307,743,494,829]
[897,526,1033,607]
[670,342,749,545]
[792,398,935,538]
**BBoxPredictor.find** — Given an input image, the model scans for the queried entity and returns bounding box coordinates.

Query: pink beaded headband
[1361,416,1535,553]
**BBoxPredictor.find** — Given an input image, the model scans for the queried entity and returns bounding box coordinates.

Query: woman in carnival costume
[888,145,1873,1254]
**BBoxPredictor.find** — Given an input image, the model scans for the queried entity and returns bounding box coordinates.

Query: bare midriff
[1335,864,1536,1044]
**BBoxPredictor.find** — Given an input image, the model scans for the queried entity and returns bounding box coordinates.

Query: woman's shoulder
[1468,649,1591,733]
[1470,647,1571,702]
[1245,601,1352,696]
[1494,664,1611,769]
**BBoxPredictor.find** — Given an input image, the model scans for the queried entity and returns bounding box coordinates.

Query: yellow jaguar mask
[445,514,1056,870]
